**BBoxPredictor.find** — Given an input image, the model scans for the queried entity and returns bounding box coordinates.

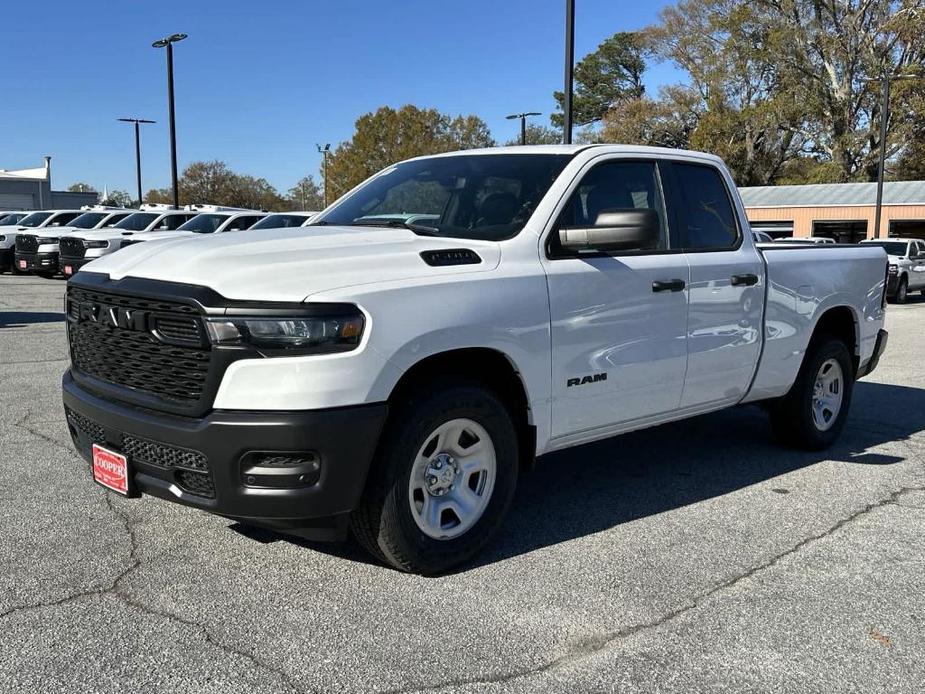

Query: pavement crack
[385,483,925,694]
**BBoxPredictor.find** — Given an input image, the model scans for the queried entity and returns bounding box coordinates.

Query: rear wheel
[351,380,519,574]
[770,336,854,450]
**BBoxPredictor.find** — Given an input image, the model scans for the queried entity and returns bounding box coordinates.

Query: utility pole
[505,112,542,145]
[317,143,331,208]
[117,118,156,205]
[563,0,575,144]
[152,33,188,209]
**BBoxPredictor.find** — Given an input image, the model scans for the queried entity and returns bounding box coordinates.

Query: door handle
[731,273,759,286]
[652,279,686,293]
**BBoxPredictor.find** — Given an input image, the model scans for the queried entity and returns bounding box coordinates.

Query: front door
[544,158,690,439]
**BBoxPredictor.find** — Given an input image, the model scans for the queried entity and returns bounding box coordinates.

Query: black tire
[769,336,854,450]
[351,379,519,574]
[895,277,908,304]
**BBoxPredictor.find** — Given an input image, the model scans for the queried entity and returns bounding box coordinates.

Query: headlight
[85,240,108,249]
[204,309,365,353]
[888,264,898,275]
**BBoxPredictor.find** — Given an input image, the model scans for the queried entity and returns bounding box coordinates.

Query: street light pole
[505,112,542,145]
[117,118,156,205]
[317,143,331,207]
[152,33,188,209]
[563,0,575,144]
[874,77,890,239]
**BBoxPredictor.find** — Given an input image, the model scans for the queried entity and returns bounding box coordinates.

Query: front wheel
[351,381,519,574]
[895,277,908,304]
[769,336,854,450]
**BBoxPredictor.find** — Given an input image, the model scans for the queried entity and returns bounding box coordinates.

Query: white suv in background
[861,237,925,303]
[11,210,84,275]
[118,206,266,249]
[0,211,30,272]
[59,205,197,277]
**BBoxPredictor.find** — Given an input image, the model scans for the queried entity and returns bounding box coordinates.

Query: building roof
[0,166,47,180]
[740,180,925,207]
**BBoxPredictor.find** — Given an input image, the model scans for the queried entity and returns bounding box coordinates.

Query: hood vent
[420,249,482,267]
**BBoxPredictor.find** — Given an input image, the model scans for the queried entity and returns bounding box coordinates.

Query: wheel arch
[386,347,537,468]
[809,304,859,374]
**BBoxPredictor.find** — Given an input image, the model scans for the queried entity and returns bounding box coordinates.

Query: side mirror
[559,208,659,252]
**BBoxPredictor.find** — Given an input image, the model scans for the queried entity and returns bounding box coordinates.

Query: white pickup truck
[61,145,889,574]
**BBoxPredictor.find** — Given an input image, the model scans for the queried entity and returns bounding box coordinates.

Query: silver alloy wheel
[811,358,844,431]
[408,418,497,540]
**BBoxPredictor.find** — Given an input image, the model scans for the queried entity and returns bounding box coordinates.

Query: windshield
[0,213,25,226]
[864,240,910,256]
[312,153,572,241]
[17,212,53,228]
[114,213,159,231]
[177,214,228,233]
[69,212,109,229]
[250,214,309,230]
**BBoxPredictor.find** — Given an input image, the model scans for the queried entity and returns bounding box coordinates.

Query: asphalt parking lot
[1,274,924,694]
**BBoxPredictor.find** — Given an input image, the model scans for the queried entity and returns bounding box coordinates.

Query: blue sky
[2,0,681,196]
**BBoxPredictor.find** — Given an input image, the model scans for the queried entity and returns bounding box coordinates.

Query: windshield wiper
[346,219,442,236]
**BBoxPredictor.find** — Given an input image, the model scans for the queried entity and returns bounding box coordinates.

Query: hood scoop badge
[420,249,482,267]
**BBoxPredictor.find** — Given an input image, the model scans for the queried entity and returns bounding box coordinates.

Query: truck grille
[60,237,86,258]
[66,287,212,408]
[64,406,215,498]
[15,234,38,253]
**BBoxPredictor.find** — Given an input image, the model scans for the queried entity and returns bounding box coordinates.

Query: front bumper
[62,369,387,540]
[14,251,59,273]
[858,329,888,379]
[60,256,94,277]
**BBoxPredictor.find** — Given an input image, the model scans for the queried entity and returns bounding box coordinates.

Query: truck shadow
[0,311,65,328]
[254,381,925,572]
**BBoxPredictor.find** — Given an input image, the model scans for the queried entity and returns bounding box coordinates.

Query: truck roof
[411,144,724,165]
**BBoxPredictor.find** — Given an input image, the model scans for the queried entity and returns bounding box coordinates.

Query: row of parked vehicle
[0,204,318,278]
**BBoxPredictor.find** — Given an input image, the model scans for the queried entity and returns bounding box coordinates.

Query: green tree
[325,105,495,199]
[601,85,702,150]
[504,123,562,146]
[67,182,97,193]
[552,32,647,128]
[145,161,287,210]
[99,189,133,207]
[287,175,325,210]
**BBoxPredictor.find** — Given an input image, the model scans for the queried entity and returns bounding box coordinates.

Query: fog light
[240,452,321,489]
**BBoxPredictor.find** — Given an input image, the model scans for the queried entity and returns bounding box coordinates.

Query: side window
[670,163,739,250]
[226,215,260,231]
[49,212,80,227]
[554,160,668,252]
[164,214,190,230]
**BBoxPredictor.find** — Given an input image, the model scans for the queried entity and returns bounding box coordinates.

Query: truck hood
[77,226,503,302]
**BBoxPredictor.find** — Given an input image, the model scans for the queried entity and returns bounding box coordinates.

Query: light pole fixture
[563,0,575,144]
[317,143,331,208]
[117,118,156,206]
[152,32,188,209]
[506,112,542,145]
[867,71,920,238]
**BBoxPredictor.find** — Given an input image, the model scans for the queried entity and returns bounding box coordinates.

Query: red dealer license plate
[18,260,26,269]
[92,444,129,495]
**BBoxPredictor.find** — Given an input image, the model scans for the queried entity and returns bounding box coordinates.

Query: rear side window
[670,163,739,250]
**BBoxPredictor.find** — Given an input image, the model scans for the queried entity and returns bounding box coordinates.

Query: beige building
[740,180,925,243]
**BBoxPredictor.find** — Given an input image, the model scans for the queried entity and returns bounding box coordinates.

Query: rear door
[662,161,764,409]
[544,157,690,438]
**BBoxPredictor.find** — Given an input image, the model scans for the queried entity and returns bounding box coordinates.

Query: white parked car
[117,207,266,249]
[0,211,30,271]
[58,205,197,277]
[13,206,133,276]
[860,237,925,303]
[10,210,84,275]
[61,145,888,574]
